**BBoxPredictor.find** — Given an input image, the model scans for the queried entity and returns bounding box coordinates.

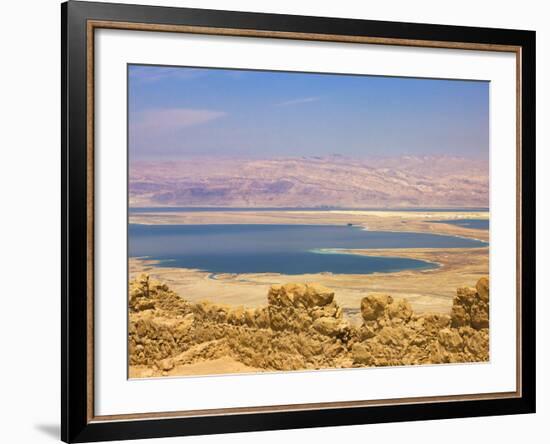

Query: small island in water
[127,64,489,377]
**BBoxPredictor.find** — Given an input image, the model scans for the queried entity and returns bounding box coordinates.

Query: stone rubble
[129,274,489,375]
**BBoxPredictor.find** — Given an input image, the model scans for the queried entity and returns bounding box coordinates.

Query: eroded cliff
[129,275,489,377]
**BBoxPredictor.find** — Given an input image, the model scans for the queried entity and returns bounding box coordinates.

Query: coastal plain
[129,209,489,319]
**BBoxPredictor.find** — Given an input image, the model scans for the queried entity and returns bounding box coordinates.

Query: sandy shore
[129,210,489,320]
[129,209,489,242]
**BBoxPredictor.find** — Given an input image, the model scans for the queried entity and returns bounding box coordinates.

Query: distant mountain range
[129,155,489,208]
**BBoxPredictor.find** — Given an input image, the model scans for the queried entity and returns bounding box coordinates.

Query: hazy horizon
[128,153,487,163]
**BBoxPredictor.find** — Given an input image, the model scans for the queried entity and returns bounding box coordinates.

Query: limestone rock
[357,321,379,340]
[302,283,334,307]
[128,275,490,375]
[476,277,489,302]
[417,313,451,336]
[310,302,339,320]
[376,325,407,346]
[135,300,155,311]
[438,328,464,352]
[451,304,470,328]
[450,277,489,330]
[470,300,489,330]
[385,299,413,322]
[361,294,393,321]
[253,308,270,329]
[267,284,298,307]
[159,358,174,371]
[312,317,347,337]
[455,287,477,308]
[268,283,334,308]
[227,306,245,325]
[463,328,489,359]
[351,343,373,365]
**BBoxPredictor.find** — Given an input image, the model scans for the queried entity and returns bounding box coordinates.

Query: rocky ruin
[129,274,489,377]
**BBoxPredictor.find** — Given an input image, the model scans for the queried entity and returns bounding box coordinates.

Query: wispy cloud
[130,108,227,155]
[132,108,226,135]
[275,97,320,107]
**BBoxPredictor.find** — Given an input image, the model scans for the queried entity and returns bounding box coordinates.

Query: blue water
[130,206,489,213]
[432,219,489,230]
[129,224,487,275]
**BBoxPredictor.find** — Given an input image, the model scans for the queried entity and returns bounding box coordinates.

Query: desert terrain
[128,157,489,377]
[129,155,488,208]
[129,274,490,378]
[129,209,488,318]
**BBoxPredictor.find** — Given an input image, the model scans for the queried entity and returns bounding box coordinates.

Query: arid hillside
[129,274,489,378]
[129,155,489,208]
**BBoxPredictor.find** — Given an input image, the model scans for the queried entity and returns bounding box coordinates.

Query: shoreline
[129,209,489,242]
[130,246,488,319]
[311,248,442,268]
[128,210,489,319]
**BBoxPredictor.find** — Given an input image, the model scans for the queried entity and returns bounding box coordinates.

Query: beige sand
[130,356,261,378]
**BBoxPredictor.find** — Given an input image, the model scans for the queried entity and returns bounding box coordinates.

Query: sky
[128,64,489,160]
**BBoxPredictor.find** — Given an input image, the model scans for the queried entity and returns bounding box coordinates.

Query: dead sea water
[431,218,489,230]
[129,224,487,275]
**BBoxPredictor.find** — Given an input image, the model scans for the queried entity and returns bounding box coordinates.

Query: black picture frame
[61,1,536,442]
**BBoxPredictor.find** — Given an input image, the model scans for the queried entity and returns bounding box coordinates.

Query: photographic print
[127,64,490,379]
[63,4,535,440]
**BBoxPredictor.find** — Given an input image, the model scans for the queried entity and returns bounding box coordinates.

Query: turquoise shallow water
[129,224,487,275]
[431,219,489,230]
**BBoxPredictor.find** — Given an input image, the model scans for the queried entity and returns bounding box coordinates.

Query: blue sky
[128,64,489,160]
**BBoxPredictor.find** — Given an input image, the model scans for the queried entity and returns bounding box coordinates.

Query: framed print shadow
[61,1,536,442]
